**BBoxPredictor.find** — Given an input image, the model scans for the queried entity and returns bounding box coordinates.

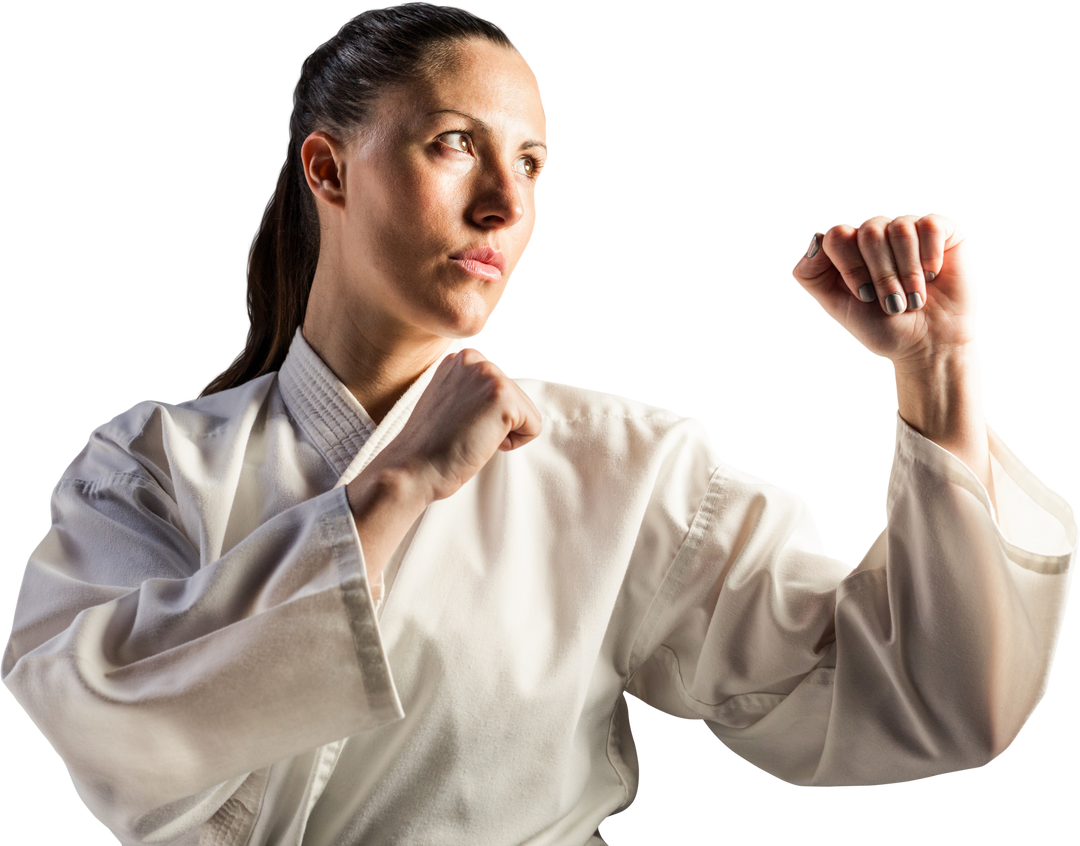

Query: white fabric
[3,330,1075,846]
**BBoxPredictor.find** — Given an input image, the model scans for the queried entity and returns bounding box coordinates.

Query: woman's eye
[441,132,472,154]
[516,156,544,180]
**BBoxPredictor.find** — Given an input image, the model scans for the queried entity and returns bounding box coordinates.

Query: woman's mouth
[452,258,501,282]
[450,246,506,282]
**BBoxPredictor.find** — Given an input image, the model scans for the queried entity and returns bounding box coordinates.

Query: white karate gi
[3,330,1075,846]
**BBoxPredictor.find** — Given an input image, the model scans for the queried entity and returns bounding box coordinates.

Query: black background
[6,3,1071,842]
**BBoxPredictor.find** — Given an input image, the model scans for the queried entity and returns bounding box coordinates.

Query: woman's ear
[300,131,347,209]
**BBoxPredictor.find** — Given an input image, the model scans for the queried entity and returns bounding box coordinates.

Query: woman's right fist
[366,349,542,504]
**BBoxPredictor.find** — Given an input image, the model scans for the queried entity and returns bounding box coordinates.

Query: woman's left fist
[793,214,975,363]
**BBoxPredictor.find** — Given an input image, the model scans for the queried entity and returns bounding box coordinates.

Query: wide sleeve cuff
[3,481,405,840]
[892,414,1076,571]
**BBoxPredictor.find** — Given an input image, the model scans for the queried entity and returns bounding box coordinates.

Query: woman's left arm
[623,219,1075,784]
[794,214,992,498]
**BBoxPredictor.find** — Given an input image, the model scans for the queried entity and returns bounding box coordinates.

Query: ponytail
[200,128,318,396]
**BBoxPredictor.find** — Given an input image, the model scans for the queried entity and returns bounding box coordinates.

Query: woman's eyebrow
[429,109,546,151]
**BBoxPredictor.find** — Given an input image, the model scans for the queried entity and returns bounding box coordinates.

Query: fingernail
[805,233,821,259]
[885,293,906,315]
[907,291,923,310]
[858,283,876,303]
[925,271,936,283]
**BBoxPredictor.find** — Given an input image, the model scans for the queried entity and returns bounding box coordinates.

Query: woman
[2,3,1075,845]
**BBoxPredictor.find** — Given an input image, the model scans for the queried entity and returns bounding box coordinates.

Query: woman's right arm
[3,351,538,844]
[3,438,401,843]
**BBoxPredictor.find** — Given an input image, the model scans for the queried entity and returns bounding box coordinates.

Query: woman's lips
[450,246,506,282]
[452,258,502,282]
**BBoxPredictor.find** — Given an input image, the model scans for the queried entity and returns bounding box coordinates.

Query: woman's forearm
[346,464,434,604]
[893,343,996,506]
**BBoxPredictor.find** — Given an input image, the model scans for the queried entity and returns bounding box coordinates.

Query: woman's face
[329,39,546,343]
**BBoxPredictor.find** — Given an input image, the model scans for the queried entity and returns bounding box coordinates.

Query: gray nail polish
[885,293,906,315]
[925,271,936,283]
[806,233,821,259]
[907,291,923,310]
[858,283,876,303]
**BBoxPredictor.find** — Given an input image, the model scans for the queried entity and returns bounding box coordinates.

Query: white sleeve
[2,440,403,843]
[625,417,1075,785]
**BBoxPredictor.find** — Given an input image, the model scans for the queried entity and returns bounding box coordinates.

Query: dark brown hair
[202,3,514,395]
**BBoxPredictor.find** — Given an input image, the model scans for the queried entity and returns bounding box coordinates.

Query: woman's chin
[437,312,492,340]
[428,293,501,339]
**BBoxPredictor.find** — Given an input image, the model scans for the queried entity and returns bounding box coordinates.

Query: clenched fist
[344,350,541,595]
[373,349,542,503]
[793,214,974,366]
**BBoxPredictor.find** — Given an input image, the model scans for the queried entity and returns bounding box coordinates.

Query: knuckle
[488,371,507,397]
[480,367,513,400]
[885,218,916,240]
[475,359,500,383]
[901,270,924,289]
[917,214,945,239]
[857,221,887,243]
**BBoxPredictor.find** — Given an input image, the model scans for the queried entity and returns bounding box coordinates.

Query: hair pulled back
[202,3,514,396]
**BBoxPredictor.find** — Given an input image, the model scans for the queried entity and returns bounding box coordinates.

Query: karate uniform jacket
[3,330,1075,846]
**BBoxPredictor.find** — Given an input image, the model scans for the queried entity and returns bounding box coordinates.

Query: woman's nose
[470,164,525,229]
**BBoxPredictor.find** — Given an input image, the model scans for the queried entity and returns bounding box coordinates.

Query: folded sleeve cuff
[334,484,403,721]
[892,413,1076,572]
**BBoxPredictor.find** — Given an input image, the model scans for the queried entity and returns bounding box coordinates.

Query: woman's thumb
[793,232,837,300]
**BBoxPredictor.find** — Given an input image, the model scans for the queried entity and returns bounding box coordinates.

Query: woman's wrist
[893,343,979,441]
[346,461,436,600]
[893,343,995,499]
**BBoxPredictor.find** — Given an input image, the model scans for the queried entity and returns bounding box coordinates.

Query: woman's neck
[301,314,450,425]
